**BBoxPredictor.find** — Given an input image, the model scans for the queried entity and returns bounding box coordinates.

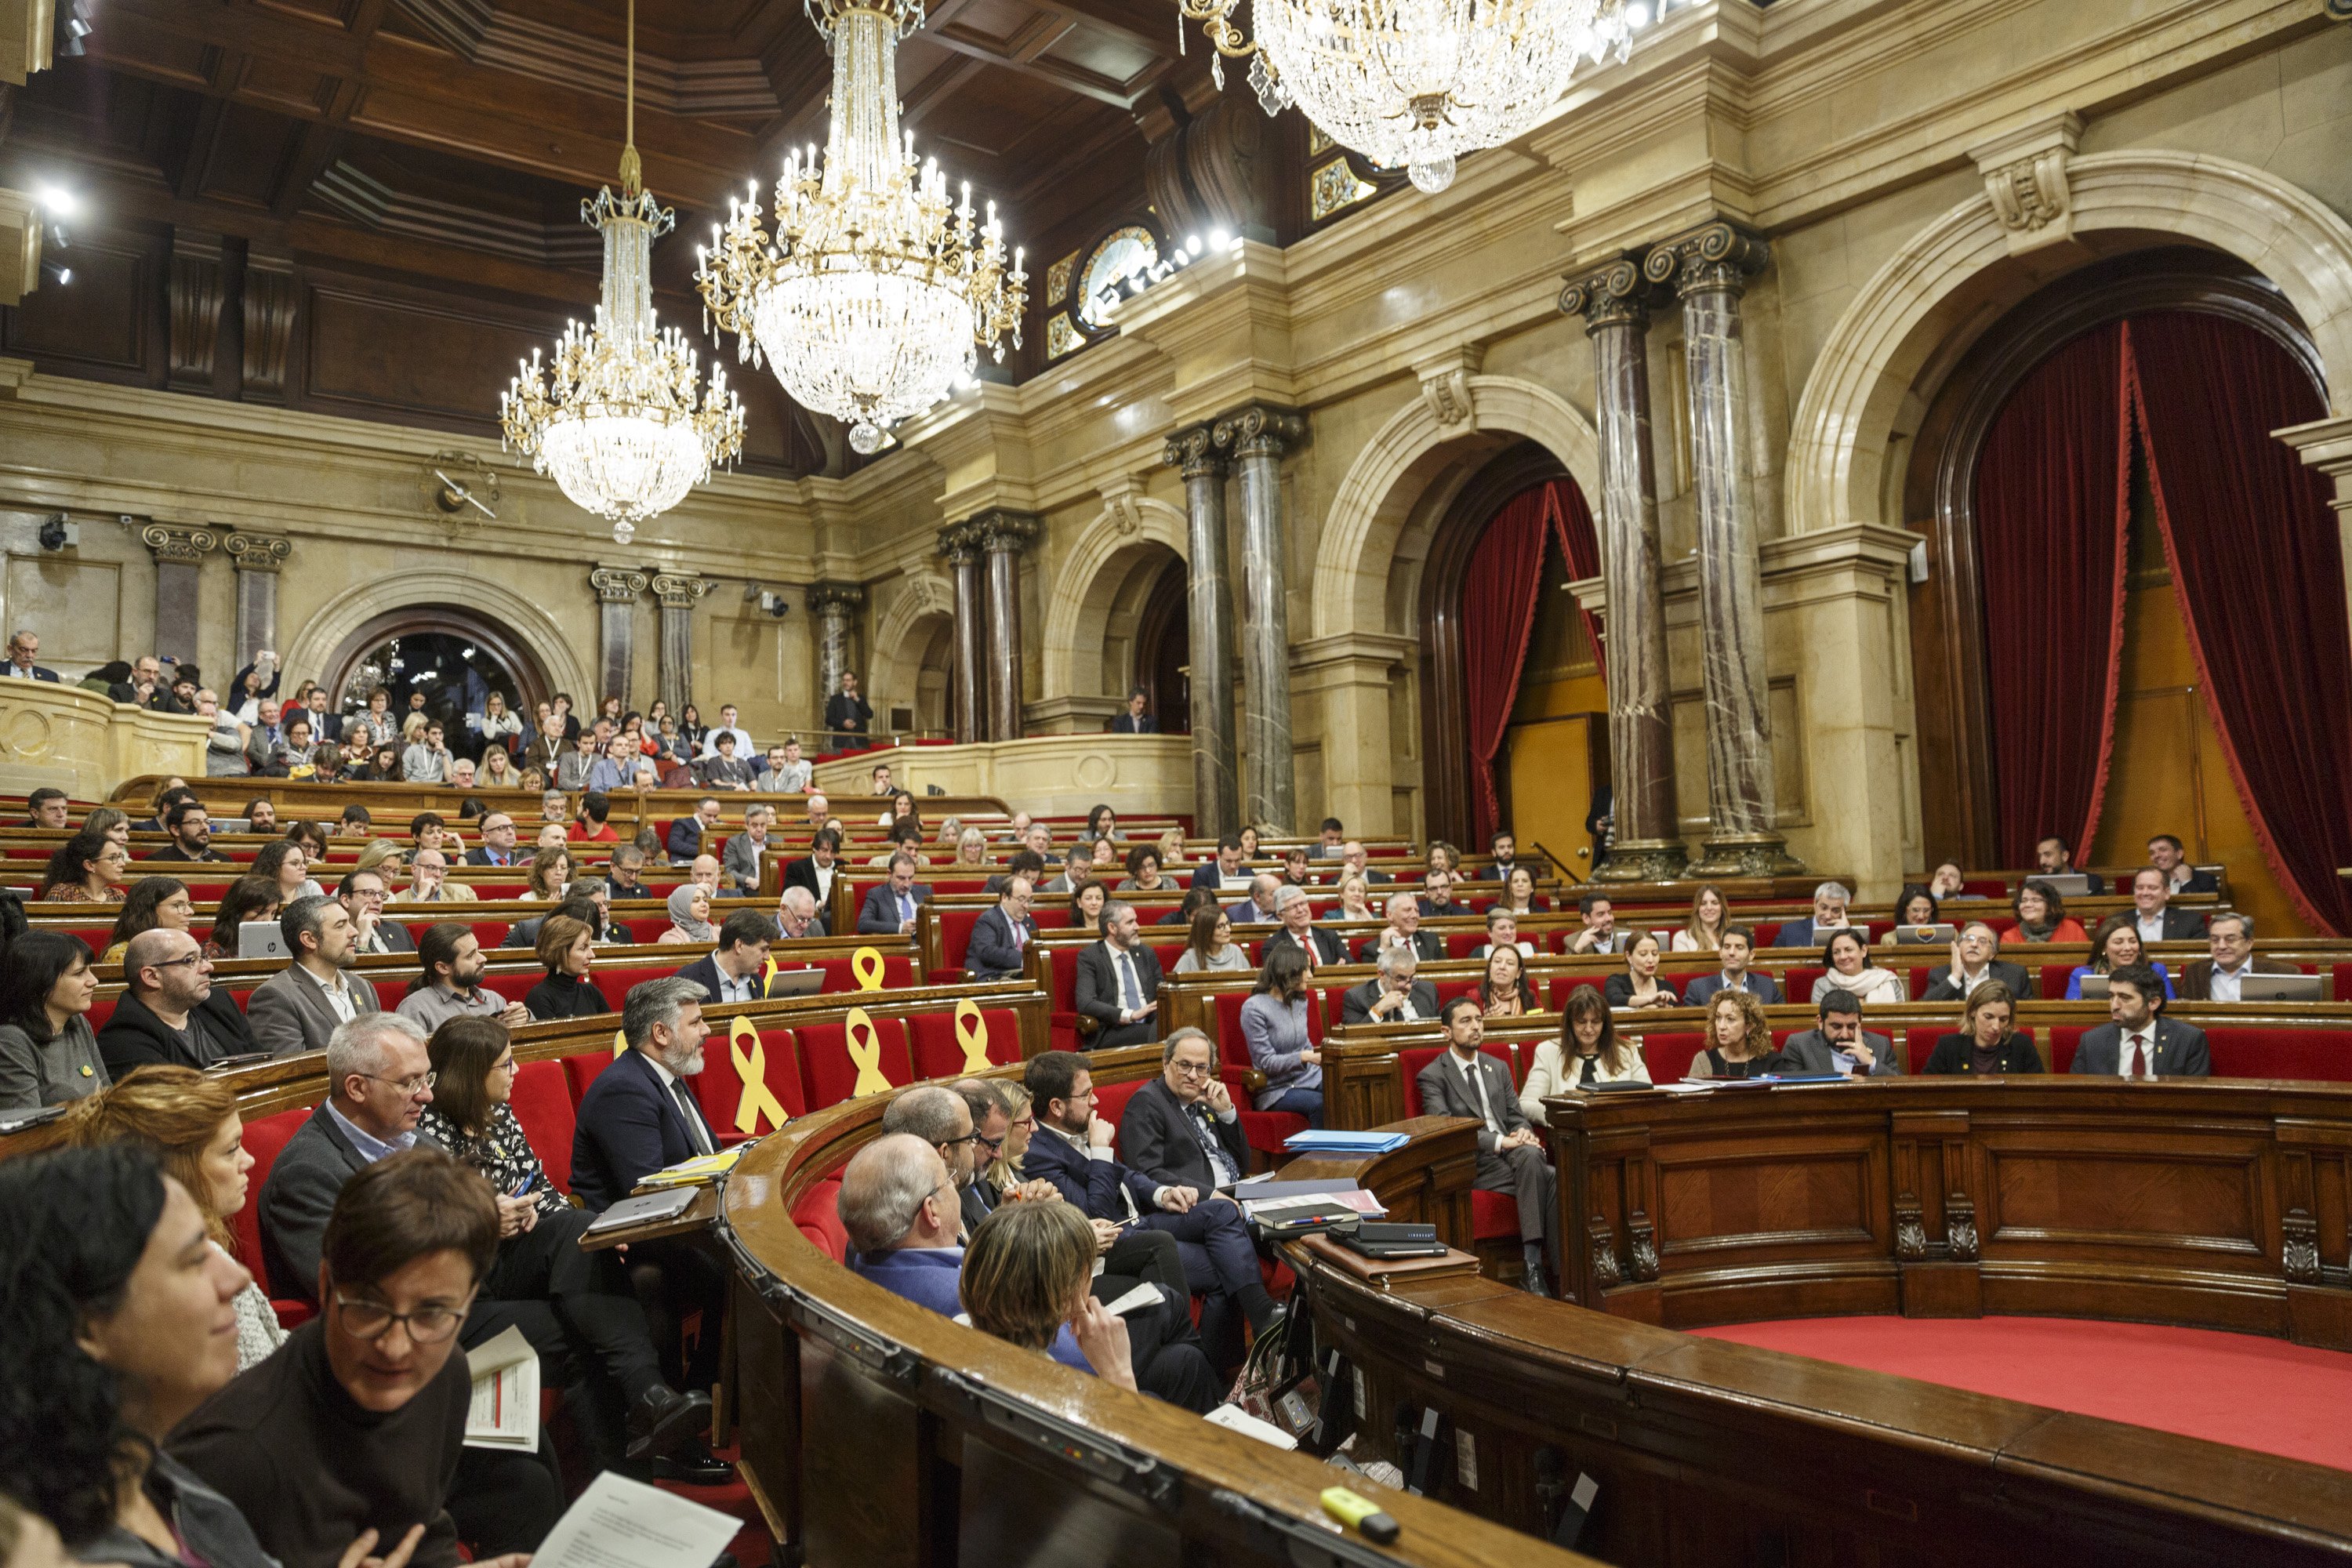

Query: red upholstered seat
[1432,978,1479,1011]
[1094,1076,1147,1150]
[615,916,669,944]
[1545,975,1603,1012]
[933,907,986,978]
[1786,966,1825,999]
[370,978,408,1011]
[1145,942,1185,975]
[2040,963,2078,1000]
[1630,1029,1707,1083]
[86,995,118,1032]
[1902,966,1933,1000]
[792,1177,849,1263]
[463,920,512,949]
[690,1024,806,1142]
[798,1017,915,1109]
[2208,1028,2352,1083]
[908,1007,1022,1078]
[506,1061,578,1194]
[1396,1045,1522,1243]
[481,971,537,1004]
[1904,1026,1942,1075]
[1444,931,1486,960]
[1753,922,1783,947]
[236,1106,318,1323]
[563,1047,619,1105]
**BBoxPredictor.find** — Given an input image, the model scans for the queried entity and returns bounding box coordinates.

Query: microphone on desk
[1534,1447,1599,1550]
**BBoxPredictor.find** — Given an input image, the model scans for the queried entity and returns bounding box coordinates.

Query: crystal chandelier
[695,1,1026,456]
[501,0,745,543]
[1178,0,1636,195]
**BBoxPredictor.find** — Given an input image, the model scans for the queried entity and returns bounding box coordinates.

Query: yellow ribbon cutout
[729,1016,790,1136]
[764,953,778,993]
[852,946,886,991]
[612,1028,628,1059]
[955,999,992,1073]
[845,1006,893,1097]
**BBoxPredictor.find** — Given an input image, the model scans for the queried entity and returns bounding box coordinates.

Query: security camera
[759,591,790,619]
[36,514,76,551]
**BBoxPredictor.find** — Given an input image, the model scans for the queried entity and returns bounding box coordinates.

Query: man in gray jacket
[1774,988,1901,1077]
[245,896,382,1057]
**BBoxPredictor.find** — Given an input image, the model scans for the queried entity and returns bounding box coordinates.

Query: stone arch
[869,572,957,728]
[1786,150,2352,537]
[281,568,595,718]
[1310,374,1602,641]
[1040,495,1190,700]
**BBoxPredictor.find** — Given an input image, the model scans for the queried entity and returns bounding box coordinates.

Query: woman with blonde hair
[955,826,991,867]
[1334,873,1375,923]
[57,1065,281,1369]
[1672,884,1728,953]
[960,1200,1137,1392]
[982,1082,1036,1200]
[1688,989,1779,1080]
[479,744,522,789]
[352,836,407,877]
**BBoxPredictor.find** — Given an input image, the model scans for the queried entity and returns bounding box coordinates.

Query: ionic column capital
[1213,404,1307,462]
[969,509,1041,556]
[143,523,220,564]
[1559,256,1653,332]
[224,531,291,572]
[650,572,710,609]
[806,580,867,615]
[590,565,648,604]
[1642,221,1770,299]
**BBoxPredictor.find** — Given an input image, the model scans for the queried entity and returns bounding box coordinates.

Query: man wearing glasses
[256,1014,717,1485]
[1114,1029,1250,1198]
[96,927,256,1073]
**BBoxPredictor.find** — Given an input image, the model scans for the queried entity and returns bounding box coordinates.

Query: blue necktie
[1119,950,1143,1011]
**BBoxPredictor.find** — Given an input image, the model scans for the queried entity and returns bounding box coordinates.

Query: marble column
[1215,405,1306,834]
[1163,424,1240,837]
[589,565,647,709]
[140,524,218,669]
[1561,260,1686,882]
[650,571,709,722]
[1646,222,1802,877]
[807,583,866,728]
[223,531,289,672]
[938,523,988,742]
[974,510,1040,742]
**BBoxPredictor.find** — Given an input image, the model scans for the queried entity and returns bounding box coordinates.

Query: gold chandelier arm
[1175,0,1258,58]
[619,0,643,196]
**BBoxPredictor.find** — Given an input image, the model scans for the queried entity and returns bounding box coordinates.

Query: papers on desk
[1243,1189,1388,1236]
[528,1472,740,1568]
[1282,1130,1409,1156]
[583,1187,699,1237]
[464,1325,539,1451]
[637,1147,747,1189]
[1206,1403,1299,1450]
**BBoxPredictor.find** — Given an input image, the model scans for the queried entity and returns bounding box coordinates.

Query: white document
[464,1324,539,1450]
[1205,1403,1298,1450]
[1102,1282,1163,1316]
[528,1472,740,1568]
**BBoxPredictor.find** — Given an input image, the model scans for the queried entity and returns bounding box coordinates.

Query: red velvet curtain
[1973,322,2132,867]
[1463,485,1562,844]
[1548,480,1607,681]
[2122,313,2352,935]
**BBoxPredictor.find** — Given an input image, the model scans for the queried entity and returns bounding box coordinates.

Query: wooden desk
[579,1185,720,1251]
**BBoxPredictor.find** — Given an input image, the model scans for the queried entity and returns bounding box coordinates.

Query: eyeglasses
[361,1070,436,1096]
[151,953,209,971]
[1170,1060,1212,1078]
[332,1290,474,1344]
[972,1131,1004,1155]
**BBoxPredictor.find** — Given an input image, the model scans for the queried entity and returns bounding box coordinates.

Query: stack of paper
[1282,1130,1410,1156]
[1243,1189,1388,1233]
[528,1473,740,1568]
[638,1147,747,1189]
[464,1325,539,1451]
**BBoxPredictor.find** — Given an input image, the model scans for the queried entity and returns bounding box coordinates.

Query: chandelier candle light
[695,0,1026,456]
[1177,0,1636,194]
[501,0,745,543]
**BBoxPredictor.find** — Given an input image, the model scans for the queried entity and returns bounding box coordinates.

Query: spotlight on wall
[40,260,72,287]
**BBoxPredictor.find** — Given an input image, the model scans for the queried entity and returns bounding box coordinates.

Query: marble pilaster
[1561,260,1686,882]
[140,523,217,669]
[589,565,648,709]
[974,510,1040,742]
[650,571,709,721]
[1164,424,1240,837]
[1646,222,1802,877]
[223,531,289,671]
[1214,404,1306,834]
[938,523,989,742]
[808,583,866,723]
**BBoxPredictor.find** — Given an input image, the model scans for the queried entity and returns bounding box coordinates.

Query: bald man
[96,928,256,1075]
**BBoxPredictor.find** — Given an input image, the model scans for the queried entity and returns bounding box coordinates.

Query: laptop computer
[1889,923,1957,944]
[215,818,250,835]
[237,921,289,960]
[2032,873,2093,898]
[2240,973,2324,1002]
[2075,974,2110,999]
[763,968,826,997]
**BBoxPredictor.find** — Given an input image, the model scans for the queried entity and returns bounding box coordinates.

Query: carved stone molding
[1097,475,1148,539]
[1163,422,1225,480]
[805,581,868,615]
[1893,1195,1928,1261]
[1642,220,1770,299]
[241,243,296,405]
[589,565,648,604]
[141,523,219,564]
[1588,1221,1623,1290]
[224,532,291,572]
[1970,112,2083,256]
[650,572,710,610]
[936,520,985,563]
[1559,256,1651,332]
[168,231,226,394]
[1212,403,1307,461]
[969,508,1041,556]
[1414,346,1483,431]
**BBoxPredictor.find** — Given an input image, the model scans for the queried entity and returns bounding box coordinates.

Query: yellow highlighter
[1320,1486,1401,1544]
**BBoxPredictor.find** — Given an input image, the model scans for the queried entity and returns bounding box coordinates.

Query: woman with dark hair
[1478,944,1539,1018]
[38,830,128,904]
[1519,988,1649,1115]
[418,1020,574,1221]
[1603,932,1679,1010]
[2066,916,2176,1000]
[1083,804,1122,844]
[203,877,282,961]
[59,1066,280,1370]
[525,916,609,1021]
[522,845,572,902]
[677,702,707,757]
[1237,943,1322,1127]
[0,1144,279,1568]
[249,840,321,904]
[879,790,920,832]
[1172,906,1247,975]
[1924,982,2042,1075]
[1116,845,1166,895]
[103,877,195,963]
[1882,883,1941,946]
[1813,927,1907,1004]
[2004,879,2088,945]
[284,821,330,861]
[1067,878,1109,931]
[0,931,106,1110]
[1494,864,1545,916]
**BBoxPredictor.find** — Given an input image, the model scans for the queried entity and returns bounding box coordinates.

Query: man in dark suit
[1922,922,2034,1002]
[1189,833,1247,893]
[2130,867,2211,943]
[20,786,70,829]
[782,828,844,911]
[149,800,228,862]
[856,852,933,935]
[824,671,874,749]
[1110,688,1157,734]
[1075,900,1164,1049]
[666,797,723,866]
[1225,872,1283,926]
[2070,963,2211,1079]
[2034,834,2105,895]
[96,929,257,1075]
[1338,946,1440,1025]
[1774,988,1900,1076]
[261,1010,715,1470]
[2,629,59,681]
[339,867,417,956]
[1680,927,1788,1006]
[1480,829,1521,881]
[966,876,1039,979]
[1354,890,1444,964]
[2148,834,2221,897]
[2179,913,2297,1001]
[1338,841,1392,886]
[1264,885,1347,968]
[1120,1029,1250,1194]
[1414,1000,1559,1295]
[463,811,525,868]
[1024,1050,1282,1366]
[572,976,719,1210]
[672,909,776,1005]
[1772,881,1853,951]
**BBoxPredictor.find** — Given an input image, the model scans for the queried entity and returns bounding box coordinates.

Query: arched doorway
[909,613,953,739]
[1131,556,1191,731]
[322,605,554,737]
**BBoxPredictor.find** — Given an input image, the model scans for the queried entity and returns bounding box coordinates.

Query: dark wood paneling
[297,274,556,428]
[1,228,167,384]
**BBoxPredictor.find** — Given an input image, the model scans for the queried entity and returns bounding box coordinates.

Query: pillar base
[1687,831,1805,880]
[1592,837,1690,884]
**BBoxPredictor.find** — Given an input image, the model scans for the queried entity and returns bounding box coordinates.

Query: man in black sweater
[172,1149,552,1568]
[96,929,256,1075]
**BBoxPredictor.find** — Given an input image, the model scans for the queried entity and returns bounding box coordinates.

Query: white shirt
[1454,1050,1504,1138]
[303,964,359,1024]
[2136,911,2166,944]
[644,1051,718,1156]
[1945,964,1994,997]
[2207,961,2251,1004]
[702,725,753,759]
[713,962,757,1004]
[2118,1025,2160,1078]
[811,862,836,900]
[1112,946,1148,1018]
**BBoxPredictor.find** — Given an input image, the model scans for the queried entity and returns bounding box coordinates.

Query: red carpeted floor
[1692,1316,2352,1472]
